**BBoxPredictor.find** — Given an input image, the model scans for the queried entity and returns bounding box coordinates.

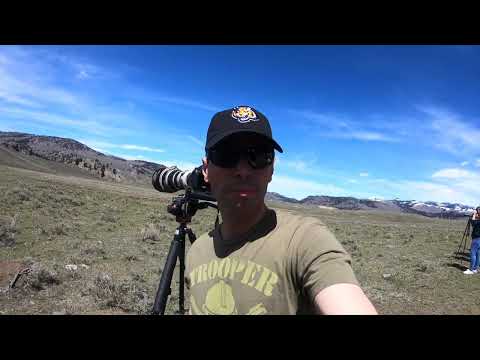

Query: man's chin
[223,197,260,211]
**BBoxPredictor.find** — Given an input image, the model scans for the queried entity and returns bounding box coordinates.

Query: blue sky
[1,45,480,205]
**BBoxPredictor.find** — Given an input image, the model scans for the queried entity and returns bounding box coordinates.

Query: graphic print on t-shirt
[188,257,279,315]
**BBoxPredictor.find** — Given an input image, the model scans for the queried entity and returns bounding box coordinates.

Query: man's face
[202,133,274,215]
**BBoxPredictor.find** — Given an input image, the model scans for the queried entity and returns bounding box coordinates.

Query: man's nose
[233,157,253,179]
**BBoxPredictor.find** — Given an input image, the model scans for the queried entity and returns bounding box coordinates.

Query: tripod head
[167,188,217,225]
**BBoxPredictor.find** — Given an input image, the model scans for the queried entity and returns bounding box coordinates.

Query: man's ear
[202,157,209,183]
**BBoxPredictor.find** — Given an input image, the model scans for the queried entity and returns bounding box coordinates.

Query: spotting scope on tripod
[150,165,217,315]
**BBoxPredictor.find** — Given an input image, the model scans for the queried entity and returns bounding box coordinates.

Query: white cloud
[127,87,221,113]
[281,160,309,173]
[291,109,400,142]
[0,91,42,108]
[0,46,220,150]
[461,161,470,167]
[116,154,144,161]
[417,105,480,155]
[153,96,220,113]
[187,135,205,147]
[269,174,348,200]
[79,141,198,170]
[274,154,322,177]
[348,179,358,183]
[0,125,17,132]
[0,64,80,109]
[432,168,473,179]
[78,139,165,153]
[33,49,104,81]
[0,106,118,136]
[91,147,107,154]
[159,161,198,171]
[117,154,161,163]
[359,172,369,177]
[348,131,396,142]
[77,70,90,79]
[476,159,480,167]
[120,144,165,153]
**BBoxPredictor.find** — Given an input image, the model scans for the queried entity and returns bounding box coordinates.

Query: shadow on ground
[445,262,468,271]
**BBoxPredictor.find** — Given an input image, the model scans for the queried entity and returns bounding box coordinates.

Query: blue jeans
[470,238,480,270]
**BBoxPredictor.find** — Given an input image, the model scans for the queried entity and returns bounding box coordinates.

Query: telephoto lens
[151,165,210,193]
[152,166,187,193]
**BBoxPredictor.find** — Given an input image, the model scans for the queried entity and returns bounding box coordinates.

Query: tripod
[456,216,472,256]
[151,188,217,315]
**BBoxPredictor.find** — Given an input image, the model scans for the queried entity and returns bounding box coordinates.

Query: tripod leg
[152,227,185,315]
[457,220,470,255]
[464,221,471,254]
[178,238,186,315]
[177,228,197,315]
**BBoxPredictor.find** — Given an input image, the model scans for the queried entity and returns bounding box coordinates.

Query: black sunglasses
[207,145,274,169]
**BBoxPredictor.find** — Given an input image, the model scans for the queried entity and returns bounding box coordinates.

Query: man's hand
[314,283,378,315]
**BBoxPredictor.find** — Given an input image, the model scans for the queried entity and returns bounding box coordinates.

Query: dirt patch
[316,205,337,210]
[0,260,25,287]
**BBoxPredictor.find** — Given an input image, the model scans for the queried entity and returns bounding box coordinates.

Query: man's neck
[219,204,267,243]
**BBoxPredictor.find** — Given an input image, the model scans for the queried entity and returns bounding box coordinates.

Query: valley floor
[1,164,479,315]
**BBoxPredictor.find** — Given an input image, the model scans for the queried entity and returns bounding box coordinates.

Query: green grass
[0,164,478,314]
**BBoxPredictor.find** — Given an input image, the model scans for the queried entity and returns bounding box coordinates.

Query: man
[464,207,480,275]
[185,105,377,315]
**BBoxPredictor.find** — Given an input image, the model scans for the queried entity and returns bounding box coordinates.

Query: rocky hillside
[264,192,300,204]
[0,131,163,185]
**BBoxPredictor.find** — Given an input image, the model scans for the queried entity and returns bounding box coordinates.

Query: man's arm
[314,283,378,315]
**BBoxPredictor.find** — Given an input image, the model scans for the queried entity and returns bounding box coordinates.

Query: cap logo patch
[231,106,259,124]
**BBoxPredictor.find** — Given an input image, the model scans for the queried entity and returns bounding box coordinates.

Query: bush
[57,194,84,207]
[26,267,62,291]
[89,274,149,312]
[6,187,33,203]
[0,215,17,247]
[140,223,166,242]
[101,213,117,223]
[52,223,67,236]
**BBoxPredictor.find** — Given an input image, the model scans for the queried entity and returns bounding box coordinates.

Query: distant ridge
[0,130,475,218]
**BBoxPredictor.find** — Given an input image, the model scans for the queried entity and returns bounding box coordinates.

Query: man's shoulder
[274,208,327,229]
[188,229,215,255]
[270,208,334,250]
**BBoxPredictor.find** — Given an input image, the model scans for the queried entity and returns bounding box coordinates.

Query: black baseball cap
[205,106,283,153]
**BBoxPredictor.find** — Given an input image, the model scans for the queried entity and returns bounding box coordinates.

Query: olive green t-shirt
[185,208,359,315]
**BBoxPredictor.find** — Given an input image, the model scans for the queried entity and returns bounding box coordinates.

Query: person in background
[464,207,480,275]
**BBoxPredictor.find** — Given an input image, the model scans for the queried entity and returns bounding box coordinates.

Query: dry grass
[1,164,479,314]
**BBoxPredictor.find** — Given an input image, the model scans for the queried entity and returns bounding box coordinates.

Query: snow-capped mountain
[393,200,475,217]
[265,194,476,218]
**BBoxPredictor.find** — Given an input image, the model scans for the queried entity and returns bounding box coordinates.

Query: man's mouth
[230,188,257,196]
